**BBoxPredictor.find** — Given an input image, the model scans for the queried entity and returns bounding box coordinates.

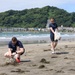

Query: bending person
[4,37,25,63]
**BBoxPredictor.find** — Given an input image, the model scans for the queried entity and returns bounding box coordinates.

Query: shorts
[11,48,25,55]
[50,34,58,42]
[20,48,25,55]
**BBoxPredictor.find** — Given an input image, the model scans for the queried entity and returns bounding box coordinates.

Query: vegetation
[0,6,75,28]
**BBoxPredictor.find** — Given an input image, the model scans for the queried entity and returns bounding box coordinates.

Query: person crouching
[4,37,25,63]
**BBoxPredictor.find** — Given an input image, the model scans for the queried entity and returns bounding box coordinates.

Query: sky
[0,0,75,13]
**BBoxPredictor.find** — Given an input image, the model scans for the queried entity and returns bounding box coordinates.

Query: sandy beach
[0,41,75,75]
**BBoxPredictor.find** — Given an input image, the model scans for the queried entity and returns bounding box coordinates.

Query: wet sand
[0,41,75,75]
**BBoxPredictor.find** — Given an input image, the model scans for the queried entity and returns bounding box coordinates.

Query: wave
[0,32,75,41]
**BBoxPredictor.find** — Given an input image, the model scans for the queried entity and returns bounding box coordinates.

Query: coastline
[0,36,75,46]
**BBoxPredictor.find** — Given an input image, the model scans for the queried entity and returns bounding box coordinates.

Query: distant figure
[61,25,63,31]
[61,25,63,28]
[49,18,59,54]
[46,19,50,28]
[4,37,25,63]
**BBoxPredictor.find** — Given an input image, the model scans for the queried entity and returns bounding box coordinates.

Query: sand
[0,41,75,75]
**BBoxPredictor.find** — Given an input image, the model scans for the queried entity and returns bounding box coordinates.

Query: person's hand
[12,52,16,56]
[9,53,12,57]
[54,32,55,35]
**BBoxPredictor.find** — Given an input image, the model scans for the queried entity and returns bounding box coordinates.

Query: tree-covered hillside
[0,6,75,28]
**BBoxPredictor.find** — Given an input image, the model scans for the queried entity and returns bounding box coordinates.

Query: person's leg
[14,53,20,59]
[51,41,55,53]
[13,47,25,63]
[54,41,58,49]
[50,34,55,53]
[13,54,20,63]
[16,46,25,54]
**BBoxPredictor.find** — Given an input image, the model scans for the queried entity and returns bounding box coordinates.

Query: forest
[0,6,75,28]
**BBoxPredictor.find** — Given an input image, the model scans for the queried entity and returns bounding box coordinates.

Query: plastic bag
[54,31,61,40]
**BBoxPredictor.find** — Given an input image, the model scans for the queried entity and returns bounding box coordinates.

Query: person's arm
[8,42,12,57]
[8,48,12,57]
[49,23,55,34]
[16,48,24,54]
[50,27,55,34]
[16,41,25,54]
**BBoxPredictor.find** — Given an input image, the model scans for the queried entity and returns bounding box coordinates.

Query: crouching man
[4,37,25,63]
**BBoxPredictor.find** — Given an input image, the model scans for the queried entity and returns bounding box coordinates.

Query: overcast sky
[0,0,75,12]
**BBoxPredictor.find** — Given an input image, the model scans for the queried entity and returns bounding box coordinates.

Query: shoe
[15,58,20,63]
[52,51,55,54]
[51,48,55,54]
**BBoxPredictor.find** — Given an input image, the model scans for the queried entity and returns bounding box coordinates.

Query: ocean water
[0,32,75,43]
[0,32,50,41]
[0,32,75,41]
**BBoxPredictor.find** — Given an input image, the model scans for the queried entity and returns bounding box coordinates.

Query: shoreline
[0,38,75,46]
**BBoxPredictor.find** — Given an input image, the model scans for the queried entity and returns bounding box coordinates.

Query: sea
[0,32,75,44]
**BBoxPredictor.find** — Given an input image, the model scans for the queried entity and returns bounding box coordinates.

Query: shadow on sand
[55,52,69,55]
[20,60,31,62]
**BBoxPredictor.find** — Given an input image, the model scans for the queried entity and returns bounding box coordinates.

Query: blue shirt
[8,40,24,52]
[49,23,58,35]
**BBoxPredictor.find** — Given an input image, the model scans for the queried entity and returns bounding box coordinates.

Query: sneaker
[52,51,55,54]
[15,58,20,63]
[51,48,55,53]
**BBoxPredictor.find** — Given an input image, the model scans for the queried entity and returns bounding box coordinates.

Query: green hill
[0,6,75,28]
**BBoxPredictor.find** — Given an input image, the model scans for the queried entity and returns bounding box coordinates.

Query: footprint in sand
[64,57,68,59]
[2,62,19,66]
[49,69,54,71]
[11,68,30,73]
[0,73,7,75]
[39,65,45,69]
[11,69,25,73]
[55,70,65,73]
[51,56,58,58]
[69,69,75,71]
[43,49,51,52]
[45,69,54,71]
[32,64,37,67]
[40,58,50,64]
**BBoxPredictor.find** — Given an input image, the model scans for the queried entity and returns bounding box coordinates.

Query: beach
[0,40,75,75]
